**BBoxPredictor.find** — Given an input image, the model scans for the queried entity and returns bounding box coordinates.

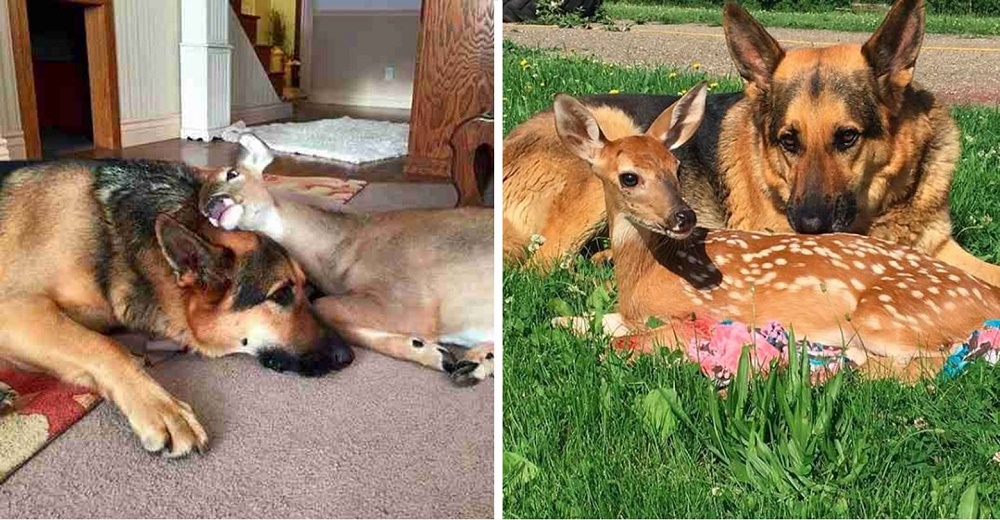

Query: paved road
[504,22,1000,104]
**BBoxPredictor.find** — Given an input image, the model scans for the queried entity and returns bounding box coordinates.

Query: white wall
[0,0,24,158]
[307,0,419,109]
[115,0,183,146]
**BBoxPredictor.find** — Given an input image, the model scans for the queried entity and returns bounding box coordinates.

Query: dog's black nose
[257,338,354,377]
[327,334,355,370]
[673,208,697,233]
[788,195,834,234]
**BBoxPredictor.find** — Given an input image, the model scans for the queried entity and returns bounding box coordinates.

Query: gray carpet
[0,348,493,518]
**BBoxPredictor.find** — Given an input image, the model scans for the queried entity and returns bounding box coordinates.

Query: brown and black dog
[0,159,353,457]
[503,0,1000,285]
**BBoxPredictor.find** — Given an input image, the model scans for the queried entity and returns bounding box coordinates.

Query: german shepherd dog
[0,159,353,457]
[503,0,1000,286]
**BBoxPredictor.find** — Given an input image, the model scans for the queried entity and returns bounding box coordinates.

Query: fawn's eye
[226,169,240,181]
[267,283,295,307]
[834,128,860,151]
[619,172,639,187]
[778,131,800,154]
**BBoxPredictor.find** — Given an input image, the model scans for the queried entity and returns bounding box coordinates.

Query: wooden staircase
[229,0,285,97]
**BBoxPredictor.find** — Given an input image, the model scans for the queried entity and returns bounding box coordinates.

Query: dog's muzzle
[256,334,354,377]
[787,193,857,234]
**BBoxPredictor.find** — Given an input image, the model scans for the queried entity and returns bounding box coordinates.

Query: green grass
[572,3,1000,36]
[502,43,1000,518]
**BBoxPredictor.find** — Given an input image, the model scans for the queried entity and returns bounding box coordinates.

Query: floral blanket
[684,319,1000,387]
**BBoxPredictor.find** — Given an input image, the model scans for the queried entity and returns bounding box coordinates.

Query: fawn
[552,83,1000,380]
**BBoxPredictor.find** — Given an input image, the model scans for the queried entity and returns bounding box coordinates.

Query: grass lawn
[595,3,1000,36]
[501,42,1000,518]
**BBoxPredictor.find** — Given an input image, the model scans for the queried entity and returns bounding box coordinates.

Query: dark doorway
[28,0,93,157]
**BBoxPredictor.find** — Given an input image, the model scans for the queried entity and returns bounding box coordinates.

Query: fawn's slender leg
[313,295,492,384]
[0,295,207,456]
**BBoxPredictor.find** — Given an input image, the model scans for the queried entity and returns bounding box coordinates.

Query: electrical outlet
[384,66,395,81]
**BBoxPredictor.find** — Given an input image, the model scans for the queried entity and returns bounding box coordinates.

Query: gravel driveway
[504,22,1000,104]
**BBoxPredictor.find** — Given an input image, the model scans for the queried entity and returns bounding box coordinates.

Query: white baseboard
[232,102,293,126]
[0,132,26,160]
[308,88,412,110]
[121,114,181,148]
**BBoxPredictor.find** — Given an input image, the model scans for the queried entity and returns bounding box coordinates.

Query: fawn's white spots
[958,287,970,297]
[850,279,865,291]
[853,261,866,270]
[758,272,777,285]
[865,317,883,331]
[928,286,940,295]
[872,264,886,275]
[879,294,892,303]
[911,290,923,298]
[944,301,957,311]
[948,274,961,282]
[775,258,788,266]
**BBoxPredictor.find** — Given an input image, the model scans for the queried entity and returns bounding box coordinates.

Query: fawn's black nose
[672,208,697,233]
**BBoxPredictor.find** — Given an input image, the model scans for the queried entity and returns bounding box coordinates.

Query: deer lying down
[551,84,1000,381]
[198,134,494,386]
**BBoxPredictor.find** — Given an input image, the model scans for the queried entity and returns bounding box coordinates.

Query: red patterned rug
[0,360,101,482]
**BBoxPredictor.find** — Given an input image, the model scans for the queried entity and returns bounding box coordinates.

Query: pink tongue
[218,204,244,230]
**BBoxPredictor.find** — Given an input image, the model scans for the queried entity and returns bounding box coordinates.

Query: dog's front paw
[119,388,208,457]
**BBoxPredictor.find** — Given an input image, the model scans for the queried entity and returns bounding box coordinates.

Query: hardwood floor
[71,103,437,184]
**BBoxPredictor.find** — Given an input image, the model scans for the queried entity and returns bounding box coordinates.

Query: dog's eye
[225,169,240,181]
[778,132,799,154]
[267,283,295,307]
[834,128,860,151]
[618,172,639,188]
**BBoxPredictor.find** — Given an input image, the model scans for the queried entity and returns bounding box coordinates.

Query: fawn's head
[554,83,708,239]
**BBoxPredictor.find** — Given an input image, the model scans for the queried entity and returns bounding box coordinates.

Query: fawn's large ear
[553,94,607,164]
[862,0,924,93]
[646,82,708,150]
[155,214,232,288]
[722,1,784,92]
[237,133,274,179]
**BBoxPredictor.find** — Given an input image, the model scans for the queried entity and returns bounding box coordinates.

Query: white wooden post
[180,0,233,141]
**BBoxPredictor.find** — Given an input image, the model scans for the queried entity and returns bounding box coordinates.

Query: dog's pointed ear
[647,82,708,150]
[723,1,784,92]
[155,214,232,288]
[862,0,924,93]
[553,94,607,164]
[237,133,274,179]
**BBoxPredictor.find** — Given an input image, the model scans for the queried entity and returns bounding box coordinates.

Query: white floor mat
[223,117,409,164]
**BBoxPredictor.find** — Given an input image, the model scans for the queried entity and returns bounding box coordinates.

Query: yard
[501,42,1000,518]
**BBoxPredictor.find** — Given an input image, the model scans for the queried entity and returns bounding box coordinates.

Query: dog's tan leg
[936,238,1000,286]
[0,296,208,456]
